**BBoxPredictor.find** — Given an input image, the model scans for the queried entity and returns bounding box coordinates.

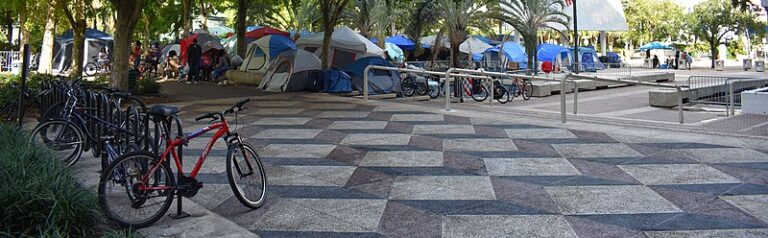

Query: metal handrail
[725,78,768,116]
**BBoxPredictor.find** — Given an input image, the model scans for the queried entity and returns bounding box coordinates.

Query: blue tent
[385,35,417,50]
[59,28,113,42]
[290,30,314,39]
[537,43,569,62]
[341,56,402,95]
[264,35,297,58]
[639,42,674,50]
[568,47,604,71]
[485,42,528,69]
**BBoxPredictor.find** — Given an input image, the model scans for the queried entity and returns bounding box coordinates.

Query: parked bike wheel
[415,82,428,95]
[99,152,174,228]
[522,81,533,100]
[226,142,267,209]
[470,85,489,102]
[496,87,511,104]
[401,78,415,97]
[29,119,84,165]
[428,85,440,99]
[84,62,98,77]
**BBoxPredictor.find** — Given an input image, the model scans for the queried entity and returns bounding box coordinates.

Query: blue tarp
[266,35,297,58]
[605,52,622,64]
[639,42,674,50]
[290,30,314,38]
[472,53,483,63]
[341,56,402,95]
[372,35,429,50]
[474,35,495,45]
[58,28,113,42]
[537,43,569,62]
[485,42,528,69]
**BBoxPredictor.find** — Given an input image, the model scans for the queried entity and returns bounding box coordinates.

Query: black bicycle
[469,79,511,104]
[400,73,427,97]
[0,82,51,122]
[84,56,110,76]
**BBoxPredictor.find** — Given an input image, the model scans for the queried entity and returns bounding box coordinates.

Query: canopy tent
[459,36,493,54]
[259,49,322,92]
[160,44,181,64]
[483,41,528,69]
[537,43,570,62]
[52,28,113,74]
[420,35,449,48]
[246,27,290,43]
[180,32,224,63]
[638,42,675,50]
[474,35,499,45]
[240,35,297,73]
[341,56,402,95]
[296,26,384,68]
[385,42,405,63]
[550,0,628,31]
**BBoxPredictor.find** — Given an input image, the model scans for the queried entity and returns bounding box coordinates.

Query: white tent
[459,36,493,54]
[420,35,450,48]
[259,49,322,92]
[160,44,180,64]
[295,26,384,68]
[239,35,296,73]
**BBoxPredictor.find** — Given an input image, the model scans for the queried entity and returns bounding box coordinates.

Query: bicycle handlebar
[195,98,252,122]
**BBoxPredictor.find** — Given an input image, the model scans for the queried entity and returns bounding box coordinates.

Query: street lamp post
[572,0,579,74]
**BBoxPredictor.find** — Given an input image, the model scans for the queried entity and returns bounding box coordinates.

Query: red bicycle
[98,98,267,228]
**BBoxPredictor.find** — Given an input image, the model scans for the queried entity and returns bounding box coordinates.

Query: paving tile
[552,143,643,158]
[651,186,766,225]
[317,111,370,118]
[544,185,682,215]
[722,195,768,223]
[260,144,336,158]
[619,164,741,185]
[327,121,388,130]
[254,108,305,115]
[484,158,582,176]
[303,103,358,110]
[568,159,641,184]
[390,114,444,122]
[442,215,578,238]
[377,201,441,238]
[360,151,443,167]
[565,215,644,238]
[389,176,496,200]
[644,229,768,238]
[253,199,381,232]
[490,177,561,213]
[513,139,563,157]
[505,128,578,139]
[252,129,322,139]
[442,138,518,151]
[340,133,411,145]
[412,125,476,134]
[251,117,312,126]
[299,198,388,231]
[282,165,356,186]
[681,148,768,163]
[266,166,344,186]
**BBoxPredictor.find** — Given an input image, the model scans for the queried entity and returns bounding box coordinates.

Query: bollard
[561,74,567,123]
[677,86,684,124]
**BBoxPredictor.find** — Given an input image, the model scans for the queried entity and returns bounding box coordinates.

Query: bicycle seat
[148,105,180,118]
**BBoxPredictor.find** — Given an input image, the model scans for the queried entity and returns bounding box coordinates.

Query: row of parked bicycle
[399,72,534,104]
[17,78,267,229]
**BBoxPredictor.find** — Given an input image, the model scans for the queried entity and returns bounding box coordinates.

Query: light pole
[572,0,579,74]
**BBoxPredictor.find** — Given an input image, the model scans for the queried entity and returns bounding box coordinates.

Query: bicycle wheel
[415,82,428,96]
[401,78,415,97]
[522,81,533,100]
[470,85,489,102]
[99,152,174,228]
[29,119,84,165]
[84,62,98,76]
[496,87,512,104]
[428,84,440,99]
[226,142,267,209]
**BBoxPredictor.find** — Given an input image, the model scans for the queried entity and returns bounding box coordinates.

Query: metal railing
[726,78,768,116]
[1,51,21,72]
[687,76,768,113]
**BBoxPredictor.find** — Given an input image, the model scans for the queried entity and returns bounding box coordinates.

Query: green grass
[0,123,101,237]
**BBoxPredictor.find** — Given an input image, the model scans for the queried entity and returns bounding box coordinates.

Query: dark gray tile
[651,186,767,226]
[377,201,441,238]
[565,215,644,238]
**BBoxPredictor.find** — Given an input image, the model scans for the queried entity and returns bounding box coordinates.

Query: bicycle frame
[139,120,231,191]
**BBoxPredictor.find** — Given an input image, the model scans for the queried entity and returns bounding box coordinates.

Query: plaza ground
[66,75,768,237]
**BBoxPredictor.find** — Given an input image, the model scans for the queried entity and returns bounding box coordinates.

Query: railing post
[363,66,371,102]
[561,74,568,123]
[572,80,578,115]
[484,69,492,107]
[677,86,684,124]
[728,80,735,117]
[445,68,455,111]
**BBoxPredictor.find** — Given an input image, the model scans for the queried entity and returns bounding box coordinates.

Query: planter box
[742,87,768,115]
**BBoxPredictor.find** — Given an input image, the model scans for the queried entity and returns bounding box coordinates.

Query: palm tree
[497,0,569,72]
[408,0,494,68]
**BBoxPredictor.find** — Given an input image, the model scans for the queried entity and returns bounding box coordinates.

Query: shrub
[134,78,161,95]
[0,123,101,237]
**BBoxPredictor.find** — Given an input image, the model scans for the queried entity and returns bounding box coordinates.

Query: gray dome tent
[51,28,113,74]
[259,49,322,92]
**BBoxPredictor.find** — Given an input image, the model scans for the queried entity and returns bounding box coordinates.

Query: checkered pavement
[174,94,768,238]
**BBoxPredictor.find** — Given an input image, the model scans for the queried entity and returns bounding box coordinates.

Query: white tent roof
[295,26,384,56]
[293,49,322,72]
[549,0,628,31]
[459,36,493,54]
[421,35,450,48]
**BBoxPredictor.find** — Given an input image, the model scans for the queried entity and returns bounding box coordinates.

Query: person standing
[130,41,142,71]
[186,38,202,84]
[685,52,692,70]
[652,55,660,69]
[674,51,680,69]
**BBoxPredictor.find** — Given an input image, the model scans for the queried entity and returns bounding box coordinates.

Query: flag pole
[572,0,579,74]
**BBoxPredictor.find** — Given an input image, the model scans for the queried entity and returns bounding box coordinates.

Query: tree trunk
[321,27,333,69]
[200,2,208,31]
[236,0,248,57]
[5,13,12,47]
[182,0,192,36]
[110,0,146,90]
[709,40,717,69]
[18,5,29,64]
[143,15,150,47]
[71,24,86,77]
[449,42,460,68]
[38,1,58,74]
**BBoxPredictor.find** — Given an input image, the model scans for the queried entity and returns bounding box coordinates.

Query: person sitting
[163,50,181,81]
[541,61,553,75]
[130,41,142,71]
[212,50,231,84]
